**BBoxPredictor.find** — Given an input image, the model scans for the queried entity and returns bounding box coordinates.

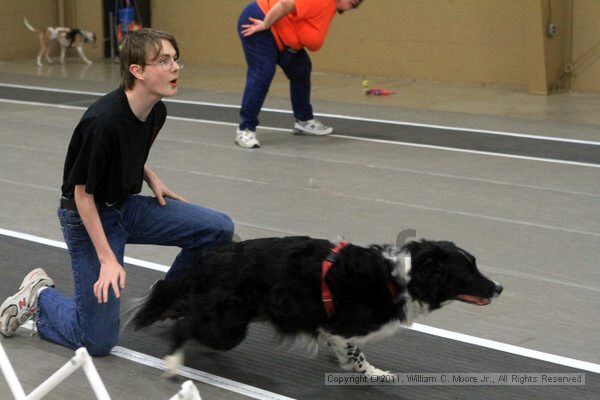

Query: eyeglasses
[145,58,184,71]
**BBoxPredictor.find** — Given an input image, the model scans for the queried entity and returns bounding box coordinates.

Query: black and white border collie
[131,236,502,376]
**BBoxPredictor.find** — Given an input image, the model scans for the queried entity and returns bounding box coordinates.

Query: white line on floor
[0,98,87,111]
[410,324,600,374]
[332,134,600,168]
[1,82,599,146]
[0,97,598,169]
[2,227,599,374]
[111,346,296,400]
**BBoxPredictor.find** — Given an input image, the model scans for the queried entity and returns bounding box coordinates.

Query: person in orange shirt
[235,0,364,149]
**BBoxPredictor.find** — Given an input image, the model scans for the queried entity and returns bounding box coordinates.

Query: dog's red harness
[321,242,347,318]
[321,242,399,318]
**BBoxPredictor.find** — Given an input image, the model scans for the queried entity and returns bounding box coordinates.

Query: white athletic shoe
[293,119,333,136]
[0,268,54,337]
[235,129,260,149]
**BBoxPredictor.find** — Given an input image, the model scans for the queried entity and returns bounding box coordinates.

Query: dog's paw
[162,350,184,379]
[367,368,392,377]
[355,362,391,377]
[338,361,355,371]
[85,60,93,65]
[161,368,179,380]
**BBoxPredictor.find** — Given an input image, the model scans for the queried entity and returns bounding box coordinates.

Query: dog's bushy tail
[23,17,37,32]
[129,279,186,330]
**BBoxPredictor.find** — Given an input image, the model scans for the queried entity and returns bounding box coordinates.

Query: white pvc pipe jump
[0,341,111,400]
[26,347,111,400]
[79,348,113,400]
[169,380,202,400]
[0,341,201,400]
[0,341,27,400]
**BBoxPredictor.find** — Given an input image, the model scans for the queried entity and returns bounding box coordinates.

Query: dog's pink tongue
[456,294,491,306]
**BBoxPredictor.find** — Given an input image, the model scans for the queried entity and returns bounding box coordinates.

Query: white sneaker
[293,119,333,136]
[0,268,54,337]
[235,129,260,149]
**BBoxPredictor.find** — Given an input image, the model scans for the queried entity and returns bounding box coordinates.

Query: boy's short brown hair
[120,28,180,89]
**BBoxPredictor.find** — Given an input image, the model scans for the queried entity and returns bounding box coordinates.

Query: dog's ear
[418,261,445,279]
[403,240,421,255]
[412,244,447,280]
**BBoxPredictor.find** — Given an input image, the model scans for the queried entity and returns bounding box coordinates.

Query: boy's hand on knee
[94,259,127,303]
[144,167,188,205]
[155,187,188,206]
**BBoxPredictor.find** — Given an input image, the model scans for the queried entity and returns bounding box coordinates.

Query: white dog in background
[24,17,96,66]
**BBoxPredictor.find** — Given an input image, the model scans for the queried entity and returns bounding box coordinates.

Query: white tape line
[1,96,598,168]
[2,82,599,145]
[111,346,296,400]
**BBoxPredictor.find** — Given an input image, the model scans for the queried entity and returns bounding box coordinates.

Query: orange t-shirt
[256,0,337,52]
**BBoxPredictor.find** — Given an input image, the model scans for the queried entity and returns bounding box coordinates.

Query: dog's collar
[321,242,348,318]
[321,242,401,318]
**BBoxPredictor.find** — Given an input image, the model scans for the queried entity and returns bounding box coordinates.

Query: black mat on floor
[0,235,597,400]
[1,85,599,165]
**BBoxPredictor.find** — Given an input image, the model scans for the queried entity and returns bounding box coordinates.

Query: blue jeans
[36,195,233,356]
[238,2,313,131]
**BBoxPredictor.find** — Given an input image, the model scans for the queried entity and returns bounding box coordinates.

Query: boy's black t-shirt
[61,87,167,203]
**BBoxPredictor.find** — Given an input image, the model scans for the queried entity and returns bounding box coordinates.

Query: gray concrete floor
[0,58,599,399]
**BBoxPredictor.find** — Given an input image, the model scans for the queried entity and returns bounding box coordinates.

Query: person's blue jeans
[238,2,313,131]
[36,194,233,356]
